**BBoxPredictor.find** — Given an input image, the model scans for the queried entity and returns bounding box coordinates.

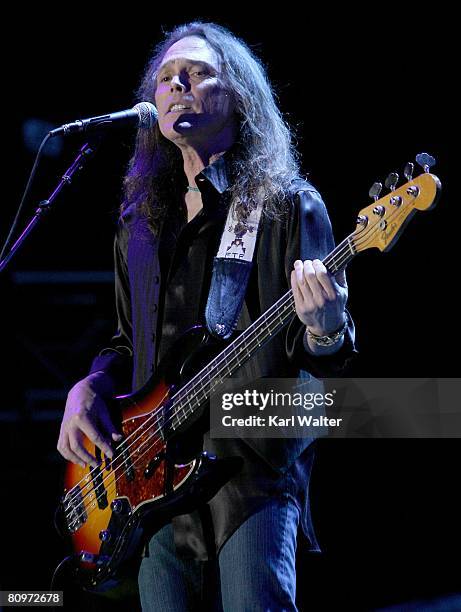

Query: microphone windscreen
[134,102,158,129]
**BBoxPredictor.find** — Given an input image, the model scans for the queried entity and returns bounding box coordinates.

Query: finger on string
[293,260,305,285]
[312,259,337,300]
[297,269,314,304]
[303,259,326,304]
[77,417,114,460]
[290,270,302,300]
[293,261,312,301]
[60,432,86,468]
[68,430,98,467]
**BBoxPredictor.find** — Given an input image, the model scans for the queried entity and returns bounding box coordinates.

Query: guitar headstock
[351,154,441,253]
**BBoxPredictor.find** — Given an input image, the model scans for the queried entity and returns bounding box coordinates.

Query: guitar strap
[205,201,263,339]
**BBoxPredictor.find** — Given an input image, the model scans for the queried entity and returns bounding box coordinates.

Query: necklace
[187,186,201,192]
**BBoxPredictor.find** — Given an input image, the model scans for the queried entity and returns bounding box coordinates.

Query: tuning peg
[404,162,414,181]
[369,182,382,201]
[416,152,436,173]
[385,172,399,191]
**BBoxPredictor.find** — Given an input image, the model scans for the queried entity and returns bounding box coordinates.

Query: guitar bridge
[64,485,87,533]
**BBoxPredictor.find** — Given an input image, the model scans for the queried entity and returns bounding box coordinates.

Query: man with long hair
[58,22,355,611]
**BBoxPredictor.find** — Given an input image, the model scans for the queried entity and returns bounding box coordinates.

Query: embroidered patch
[217,204,263,261]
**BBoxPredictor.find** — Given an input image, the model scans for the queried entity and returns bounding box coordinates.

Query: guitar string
[65,299,296,528]
[66,203,416,532]
[65,196,415,528]
[64,284,301,505]
[64,209,392,527]
[64,288,297,519]
[63,230,358,521]
[65,296,299,530]
[64,292,299,525]
[66,221,368,530]
[70,184,422,502]
[64,204,399,527]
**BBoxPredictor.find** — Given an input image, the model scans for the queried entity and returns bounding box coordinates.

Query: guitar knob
[407,186,420,197]
[373,206,385,217]
[111,499,123,514]
[416,152,436,173]
[390,196,402,207]
[385,172,399,191]
[368,182,382,201]
[99,530,111,542]
[404,162,414,181]
[356,215,368,226]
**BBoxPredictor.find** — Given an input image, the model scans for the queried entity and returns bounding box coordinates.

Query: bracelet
[305,316,348,347]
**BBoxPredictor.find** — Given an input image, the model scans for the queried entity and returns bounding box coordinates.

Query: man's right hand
[57,371,122,468]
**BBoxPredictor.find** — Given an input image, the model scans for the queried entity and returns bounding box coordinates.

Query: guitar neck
[165,235,356,433]
[323,236,356,275]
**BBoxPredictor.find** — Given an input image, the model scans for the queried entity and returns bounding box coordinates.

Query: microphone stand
[0,141,98,273]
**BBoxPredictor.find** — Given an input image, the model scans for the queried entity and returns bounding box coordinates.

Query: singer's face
[154,36,235,147]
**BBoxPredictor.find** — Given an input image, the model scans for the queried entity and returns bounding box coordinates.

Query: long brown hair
[122,22,302,234]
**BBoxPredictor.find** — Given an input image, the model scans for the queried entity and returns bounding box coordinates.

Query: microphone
[49,102,158,138]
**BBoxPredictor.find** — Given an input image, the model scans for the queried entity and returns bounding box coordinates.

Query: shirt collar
[195,152,230,195]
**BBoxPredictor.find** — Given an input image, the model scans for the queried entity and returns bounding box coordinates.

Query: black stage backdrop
[1,7,458,611]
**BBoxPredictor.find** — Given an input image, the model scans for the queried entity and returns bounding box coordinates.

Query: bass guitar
[54,154,441,592]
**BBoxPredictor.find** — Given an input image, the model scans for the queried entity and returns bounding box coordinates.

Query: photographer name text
[221,414,342,428]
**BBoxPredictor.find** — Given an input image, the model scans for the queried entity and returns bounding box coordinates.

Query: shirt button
[154,275,159,284]
[153,304,158,312]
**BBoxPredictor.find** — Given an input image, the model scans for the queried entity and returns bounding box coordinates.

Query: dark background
[1,7,459,611]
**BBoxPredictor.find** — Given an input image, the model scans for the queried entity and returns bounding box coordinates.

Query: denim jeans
[138,492,300,612]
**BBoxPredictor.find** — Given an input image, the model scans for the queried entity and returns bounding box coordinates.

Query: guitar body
[55,325,243,592]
